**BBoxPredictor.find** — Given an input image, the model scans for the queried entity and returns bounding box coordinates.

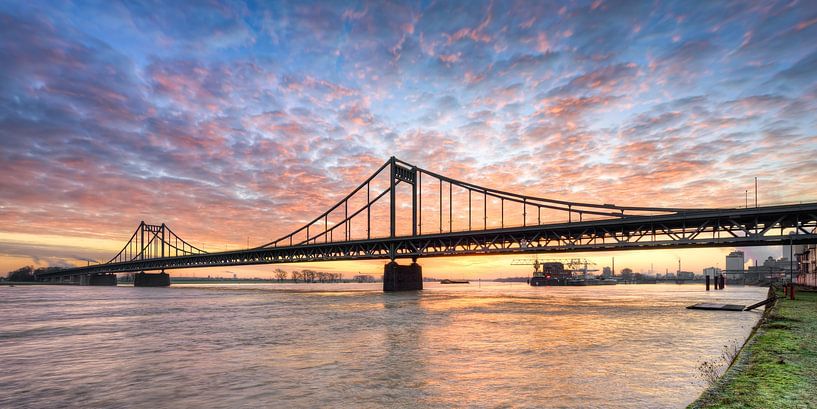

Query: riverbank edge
[687,286,775,408]
[0,281,68,285]
[688,286,816,408]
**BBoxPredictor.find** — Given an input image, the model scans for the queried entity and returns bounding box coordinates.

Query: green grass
[689,288,817,408]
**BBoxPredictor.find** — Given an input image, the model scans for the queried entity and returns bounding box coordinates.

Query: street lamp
[790,234,794,282]
[755,177,758,208]
[789,232,796,300]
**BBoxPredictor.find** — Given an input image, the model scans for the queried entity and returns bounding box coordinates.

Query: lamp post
[755,177,758,208]
[790,232,795,300]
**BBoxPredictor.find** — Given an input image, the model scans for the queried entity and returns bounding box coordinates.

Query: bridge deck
[37,202,817,278]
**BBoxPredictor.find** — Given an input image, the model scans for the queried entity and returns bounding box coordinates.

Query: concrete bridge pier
[383,259,423,292]
[133,271,170,287]
[76,273,117,286]
[89,273,117,286]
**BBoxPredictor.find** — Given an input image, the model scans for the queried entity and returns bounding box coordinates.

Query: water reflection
[0,283,765,408]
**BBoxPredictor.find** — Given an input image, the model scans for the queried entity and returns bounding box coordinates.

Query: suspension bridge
[36,157,817,290]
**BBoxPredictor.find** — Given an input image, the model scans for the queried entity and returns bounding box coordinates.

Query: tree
[7,266,34,282]
[620,268,633,281]
[291,270,301,283]
[274,268,288,282]
[302,270,316,283]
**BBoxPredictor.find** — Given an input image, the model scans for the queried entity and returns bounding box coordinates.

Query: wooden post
[706,275,710,291]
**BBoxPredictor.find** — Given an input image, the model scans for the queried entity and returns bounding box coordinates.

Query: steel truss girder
[37,204,817,278]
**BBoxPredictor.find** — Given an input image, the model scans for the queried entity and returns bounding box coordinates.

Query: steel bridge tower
[384,158,424,291]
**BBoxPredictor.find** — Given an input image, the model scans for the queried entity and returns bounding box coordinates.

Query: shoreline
[688,286,817,408]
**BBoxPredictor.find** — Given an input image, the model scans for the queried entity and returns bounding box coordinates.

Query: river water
[0,283,766,408]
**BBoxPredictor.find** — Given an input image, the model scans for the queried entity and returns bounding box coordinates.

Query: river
[0,283,767,408]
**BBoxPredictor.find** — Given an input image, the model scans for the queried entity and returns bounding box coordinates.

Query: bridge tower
[106,221,204,287]
[384,157,423,291]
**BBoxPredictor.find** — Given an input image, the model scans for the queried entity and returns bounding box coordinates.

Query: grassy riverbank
[689,288,817,408]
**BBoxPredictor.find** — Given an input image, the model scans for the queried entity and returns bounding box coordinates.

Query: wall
[796,245,817,287]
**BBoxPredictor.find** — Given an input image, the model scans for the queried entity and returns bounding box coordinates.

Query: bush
[696,340,741,387]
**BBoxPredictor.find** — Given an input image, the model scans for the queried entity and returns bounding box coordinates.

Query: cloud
[772,50,817,85]
[1,1,817,276]
[545,63,639,97]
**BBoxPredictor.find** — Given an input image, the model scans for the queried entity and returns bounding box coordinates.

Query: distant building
[764,256,794,274]
[746,256,797,283]
[677,271,695,280]
[725,251,745,280]
[796,244,817,287]
[702,267,722,278]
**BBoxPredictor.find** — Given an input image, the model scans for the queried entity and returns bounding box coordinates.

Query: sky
[1,0,816,279]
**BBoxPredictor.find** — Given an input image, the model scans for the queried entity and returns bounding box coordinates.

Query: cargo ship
[528,261,573,286]
[526,259,617,286]
[440,279,469,284]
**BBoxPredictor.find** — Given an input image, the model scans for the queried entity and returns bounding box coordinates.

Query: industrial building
[796,244,817,287]
[725,251,745,281]
[702,267,722,278]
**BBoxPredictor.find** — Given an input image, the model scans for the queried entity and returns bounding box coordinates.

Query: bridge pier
[76,273,117,286]
[133,271,170,287]
[88,273,117,286]
[383,261,423,292]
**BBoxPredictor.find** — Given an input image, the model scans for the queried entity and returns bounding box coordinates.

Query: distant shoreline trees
[288,270,342,283]
[4,266,64,282]
[2,265,345,283]
[620,268,634,281]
